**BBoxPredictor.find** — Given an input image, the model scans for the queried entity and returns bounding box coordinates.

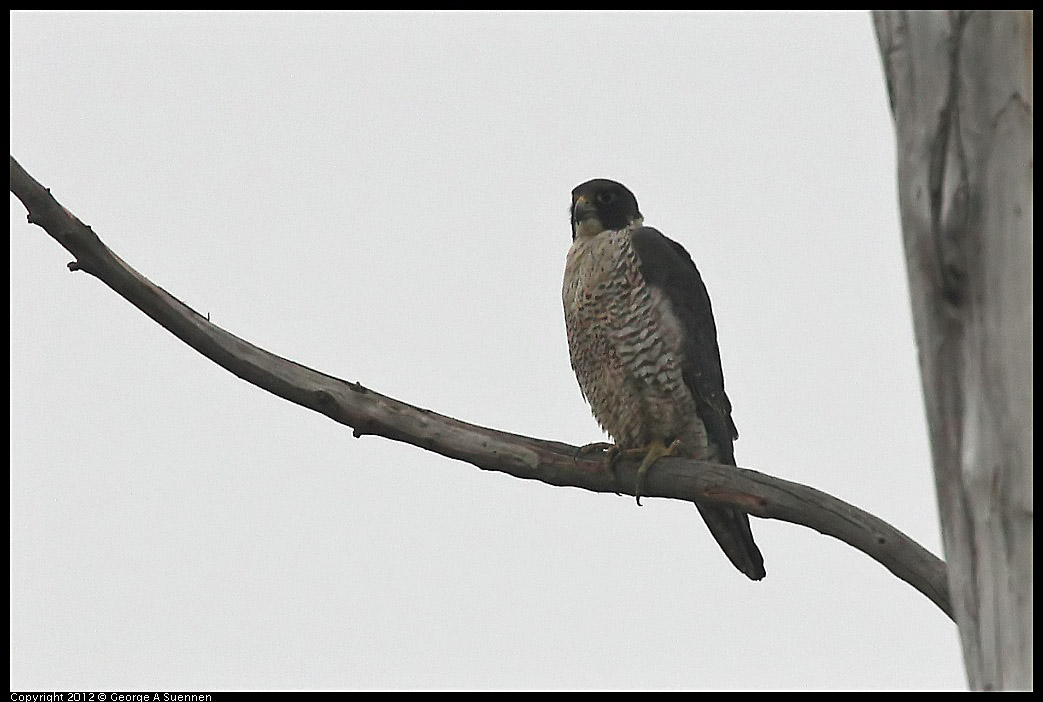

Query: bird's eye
[597,191,616,205]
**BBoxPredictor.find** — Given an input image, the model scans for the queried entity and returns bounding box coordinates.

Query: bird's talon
[574,442,630,495]
[635,465,648,507]
[602,445,627,493]
[634,439,680,506]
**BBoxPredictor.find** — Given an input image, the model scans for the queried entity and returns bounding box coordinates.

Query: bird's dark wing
[630,226,763,580]
[629,226,739,465]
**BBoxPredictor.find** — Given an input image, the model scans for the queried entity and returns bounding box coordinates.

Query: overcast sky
[11,11,965,691]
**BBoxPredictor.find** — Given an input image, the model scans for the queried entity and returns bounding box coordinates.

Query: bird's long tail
[694,501,766,581]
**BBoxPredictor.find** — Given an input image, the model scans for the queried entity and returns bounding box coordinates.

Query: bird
[562,178,765,580]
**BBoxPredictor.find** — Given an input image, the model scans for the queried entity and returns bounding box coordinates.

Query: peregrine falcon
[562,178,765,580]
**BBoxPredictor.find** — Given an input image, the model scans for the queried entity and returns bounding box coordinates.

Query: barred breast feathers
[563,227,701,450]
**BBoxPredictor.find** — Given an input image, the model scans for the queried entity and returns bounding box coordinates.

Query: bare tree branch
[10,154,954,621]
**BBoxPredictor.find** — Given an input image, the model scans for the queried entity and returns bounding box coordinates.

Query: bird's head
[570,178,643,241]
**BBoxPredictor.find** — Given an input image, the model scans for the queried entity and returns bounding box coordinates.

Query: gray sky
[10,11,964,690]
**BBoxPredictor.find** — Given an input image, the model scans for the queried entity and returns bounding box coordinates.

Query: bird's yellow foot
[635,438,682,506]
[605,445,659,495]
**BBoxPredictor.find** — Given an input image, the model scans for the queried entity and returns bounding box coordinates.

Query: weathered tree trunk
[873,10,1032,691]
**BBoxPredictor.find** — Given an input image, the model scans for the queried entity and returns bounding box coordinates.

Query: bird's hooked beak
[572,196,603,239]
[572,197,597,224]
